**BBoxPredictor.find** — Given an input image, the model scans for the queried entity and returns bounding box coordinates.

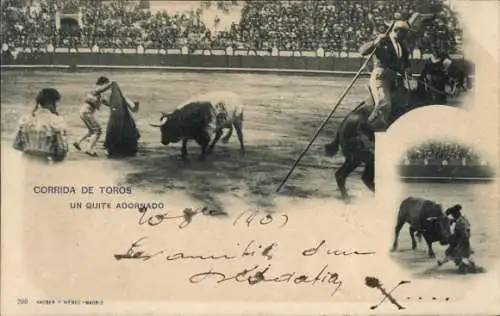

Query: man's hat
[36,88,61,106]
[445,204,462,216]
[96,76,110,86]
[384,12,436,32]
[383,19,410,31]
[408,12,436,32]
[393,20,411,31]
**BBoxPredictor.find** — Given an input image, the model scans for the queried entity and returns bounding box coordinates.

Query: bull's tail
[325,131,340,157]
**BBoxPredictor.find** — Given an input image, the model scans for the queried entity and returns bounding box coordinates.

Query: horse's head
[419,57,473,104]
[447,65,471,97]
[411,68,449,106]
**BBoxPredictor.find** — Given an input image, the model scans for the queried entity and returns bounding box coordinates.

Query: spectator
[1,0,461,56]
[405,140,482,166]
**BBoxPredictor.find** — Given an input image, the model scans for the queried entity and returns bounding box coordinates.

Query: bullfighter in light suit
[359,20,411,131]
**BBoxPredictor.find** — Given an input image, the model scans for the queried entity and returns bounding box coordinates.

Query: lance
[275,20,397,193]
[275,12,436,193]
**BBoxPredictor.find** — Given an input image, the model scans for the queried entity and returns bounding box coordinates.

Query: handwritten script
[189,264,343,297]
[137,207,289,229]
[114,207,378,299]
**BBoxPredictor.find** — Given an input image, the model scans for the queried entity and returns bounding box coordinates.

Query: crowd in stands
[403,141,484,166]
[1,0,461,55]
[233,0,459,54]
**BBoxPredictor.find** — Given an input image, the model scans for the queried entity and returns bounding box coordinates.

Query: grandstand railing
[3,46,465,60]
[398,162,494,180]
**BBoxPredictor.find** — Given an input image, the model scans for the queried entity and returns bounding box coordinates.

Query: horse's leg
[335,157,360,200]
[391,219,404,252]
[409,227,417,250]
[221,124,233,143]
[361,160,375,192]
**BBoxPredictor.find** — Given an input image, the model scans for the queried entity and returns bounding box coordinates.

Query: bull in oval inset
[392,197,452,258]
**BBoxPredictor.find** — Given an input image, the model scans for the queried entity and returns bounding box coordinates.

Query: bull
[391,197,452,258]
[150,91,244,160]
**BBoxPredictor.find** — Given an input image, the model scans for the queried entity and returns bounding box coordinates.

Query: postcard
[1,0,499,315]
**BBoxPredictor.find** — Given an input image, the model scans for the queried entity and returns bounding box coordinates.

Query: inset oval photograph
[390,139,497,277]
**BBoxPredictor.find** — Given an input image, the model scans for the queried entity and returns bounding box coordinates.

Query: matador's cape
[104,82,140,158]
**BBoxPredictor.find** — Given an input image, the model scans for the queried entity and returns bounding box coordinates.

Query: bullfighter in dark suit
[438,204,478,273]
[359,20,411,131]
[420,44,453,104]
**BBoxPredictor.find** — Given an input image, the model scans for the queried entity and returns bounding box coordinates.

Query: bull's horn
[426,216,438,221]
[151,114,170,128]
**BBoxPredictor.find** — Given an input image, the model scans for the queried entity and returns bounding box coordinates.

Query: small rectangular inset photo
[390,139,497,277]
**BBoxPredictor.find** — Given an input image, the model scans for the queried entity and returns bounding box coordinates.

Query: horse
[324,69,453,201]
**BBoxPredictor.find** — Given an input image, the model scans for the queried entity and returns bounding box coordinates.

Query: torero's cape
[104,82,140,158]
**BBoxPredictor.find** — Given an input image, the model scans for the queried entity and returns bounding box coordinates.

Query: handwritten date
[232,211,289,228]
[137,207,289,230]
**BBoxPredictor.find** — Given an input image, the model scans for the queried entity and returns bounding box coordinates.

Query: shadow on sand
[390,247,487,278]
[121,141,349,212]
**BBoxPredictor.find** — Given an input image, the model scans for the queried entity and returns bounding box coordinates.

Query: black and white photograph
[0,0,497,315]
[1,0,474,206]
[391,139,496,276]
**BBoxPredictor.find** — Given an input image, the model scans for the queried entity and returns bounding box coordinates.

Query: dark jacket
[446,215,472,259]
[359,36,410,74]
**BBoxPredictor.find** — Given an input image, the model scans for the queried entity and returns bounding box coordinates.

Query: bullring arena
[1,70,373,209]
[2,1,498,305]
